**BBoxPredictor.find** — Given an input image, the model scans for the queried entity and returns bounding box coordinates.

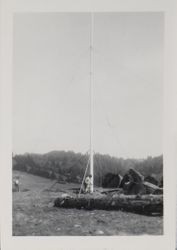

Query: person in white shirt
[14,177,20,192]
[84,174,92,193]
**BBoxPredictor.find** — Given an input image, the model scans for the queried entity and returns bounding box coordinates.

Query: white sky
[13,12,164,158]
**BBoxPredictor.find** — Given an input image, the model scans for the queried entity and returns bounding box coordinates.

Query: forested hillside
[13,151,163,187]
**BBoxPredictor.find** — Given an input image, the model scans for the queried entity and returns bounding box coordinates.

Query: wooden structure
[54,193,163,216]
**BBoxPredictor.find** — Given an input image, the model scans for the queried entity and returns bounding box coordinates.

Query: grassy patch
[13,170,163,236]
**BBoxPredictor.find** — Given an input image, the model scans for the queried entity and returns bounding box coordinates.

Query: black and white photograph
[12,12,164,236]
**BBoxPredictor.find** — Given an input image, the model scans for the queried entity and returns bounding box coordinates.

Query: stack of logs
[54,169,163,215]
[103,168,163,195]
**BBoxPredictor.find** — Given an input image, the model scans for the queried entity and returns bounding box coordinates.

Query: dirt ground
[13,170,163,236]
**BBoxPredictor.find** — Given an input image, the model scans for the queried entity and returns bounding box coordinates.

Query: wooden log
[120,169,144,191]
[143,182,163,194]
[123,182,146,195]
[144,176,159,186]
[128,169,144,183]
[100,188,123,194]
[54,194,163,216]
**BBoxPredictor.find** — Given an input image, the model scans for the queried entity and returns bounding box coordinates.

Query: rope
[78,156,90,198]
[45,151,89,192]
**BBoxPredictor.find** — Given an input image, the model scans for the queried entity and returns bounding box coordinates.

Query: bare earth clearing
[13,170,163,236]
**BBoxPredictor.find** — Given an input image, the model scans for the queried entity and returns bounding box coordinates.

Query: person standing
[14,176,20,192]
[84,174,92,193]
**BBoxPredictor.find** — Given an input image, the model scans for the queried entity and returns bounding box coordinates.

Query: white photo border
[1,0,177,250]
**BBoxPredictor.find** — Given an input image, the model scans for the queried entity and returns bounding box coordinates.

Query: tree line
[12,151,163,187]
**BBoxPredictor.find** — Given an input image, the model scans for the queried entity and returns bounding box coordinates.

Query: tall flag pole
[90,12,94,193]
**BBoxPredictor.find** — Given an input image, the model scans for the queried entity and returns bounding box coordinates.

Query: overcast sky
[13,12,164,158]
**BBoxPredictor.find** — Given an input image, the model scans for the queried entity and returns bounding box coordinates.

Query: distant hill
[13,151,163,186]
